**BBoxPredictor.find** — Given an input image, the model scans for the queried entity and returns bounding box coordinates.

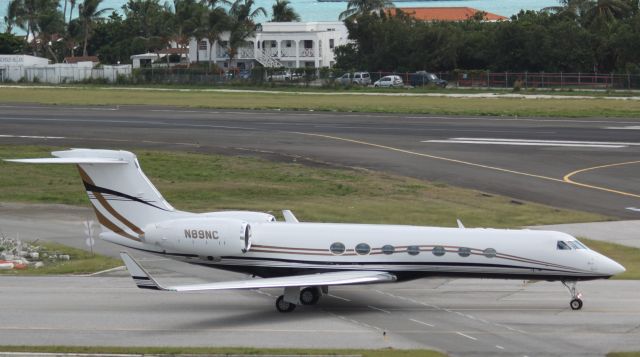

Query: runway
[1,104,640,218]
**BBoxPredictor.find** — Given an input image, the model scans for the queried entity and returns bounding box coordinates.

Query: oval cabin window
[458,247,471,257]
[432,246,445,256]
[381,245,395,255]
[355,243,371,255]
[407,245,420,256]
[330,242,346,255]
[483,248,497,258]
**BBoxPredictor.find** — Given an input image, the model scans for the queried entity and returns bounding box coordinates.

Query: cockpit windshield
[557,240,588,250]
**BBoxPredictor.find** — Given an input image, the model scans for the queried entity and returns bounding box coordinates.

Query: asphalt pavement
[1,103,639,218]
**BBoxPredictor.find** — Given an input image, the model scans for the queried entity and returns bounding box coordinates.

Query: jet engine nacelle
[142,217,252,256]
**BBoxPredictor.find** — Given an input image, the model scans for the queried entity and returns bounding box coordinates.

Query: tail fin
[7,149,188,241]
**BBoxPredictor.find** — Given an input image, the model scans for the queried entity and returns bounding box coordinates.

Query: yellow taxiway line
[297,132,640,199]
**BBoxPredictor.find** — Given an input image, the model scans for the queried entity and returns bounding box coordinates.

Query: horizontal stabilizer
[5,158,126,164]
[282,210,299,223]
[120,252,396,292]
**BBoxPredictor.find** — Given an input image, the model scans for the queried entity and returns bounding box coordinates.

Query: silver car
[373,75,403,88]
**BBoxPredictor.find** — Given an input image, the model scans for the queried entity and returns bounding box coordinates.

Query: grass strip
[1,86,640,118]
[0,145,606,229]
[0,241,122,275]
[0,346,446,357]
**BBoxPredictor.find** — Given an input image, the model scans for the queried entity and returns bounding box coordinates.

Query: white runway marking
[605,126,640,130]
[367,305,391,314]
[422,137,634,148]
[456,331,478,341]
[410,318,435,327]
[328,294,351,302]
[626,207,640,212]
[0,134,65,139]
[496,345,505,350]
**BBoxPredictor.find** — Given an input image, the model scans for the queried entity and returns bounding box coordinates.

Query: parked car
[409,71,448,88]
[267,70,293,81]
[373,75,403,88]
[337,72,371,86]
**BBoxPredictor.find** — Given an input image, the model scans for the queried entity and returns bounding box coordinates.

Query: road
[1,104,639,218]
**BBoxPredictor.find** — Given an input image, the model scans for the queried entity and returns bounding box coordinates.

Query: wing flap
[120,252,396,292]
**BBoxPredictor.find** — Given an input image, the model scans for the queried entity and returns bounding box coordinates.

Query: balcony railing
[301,48,314,57]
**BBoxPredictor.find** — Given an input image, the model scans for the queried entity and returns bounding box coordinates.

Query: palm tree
[78,0,113,56]
[583,0,632,26]
[203,5,230,70]
[226,0,266,67]
[271,0,300,22]
[172,0,207,66]
[69,0,77,23]
[339,0,394,20]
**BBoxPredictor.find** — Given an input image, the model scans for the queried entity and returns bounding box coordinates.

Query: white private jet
[7,149,625,312]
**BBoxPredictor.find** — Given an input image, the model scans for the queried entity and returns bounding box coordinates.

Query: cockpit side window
[567,240,582,249]
[557,241,572,250]
[570,240,588,249]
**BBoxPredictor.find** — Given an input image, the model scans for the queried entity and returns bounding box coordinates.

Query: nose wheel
[562,280,583,310]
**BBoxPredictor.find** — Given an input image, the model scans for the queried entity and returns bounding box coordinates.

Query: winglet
[120,252,167,291]
[457,219,465,229]
[282,210,299,223]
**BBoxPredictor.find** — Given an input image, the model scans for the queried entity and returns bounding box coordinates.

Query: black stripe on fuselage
[82,181,168,211]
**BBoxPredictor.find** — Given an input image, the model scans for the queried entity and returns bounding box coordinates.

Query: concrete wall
[0,64,132,83]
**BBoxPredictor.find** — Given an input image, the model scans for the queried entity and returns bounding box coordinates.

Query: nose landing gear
[562,280,583,310]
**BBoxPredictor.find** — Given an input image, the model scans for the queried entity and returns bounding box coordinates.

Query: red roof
[392,7,507,22]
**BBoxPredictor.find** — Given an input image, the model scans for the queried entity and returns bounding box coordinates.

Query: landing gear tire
[300,287,321,305]
[275,295,296,313]
[570,298,583,310]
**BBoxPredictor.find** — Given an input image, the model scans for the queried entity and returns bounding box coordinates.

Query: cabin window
[458,247,471,257]
[432,246,445,257]
[381,245,395,255]
[355,243,371,255]
[483,248,497,258]
[407,245,420,256]
[557,241,572,250]
[330,242,345,255]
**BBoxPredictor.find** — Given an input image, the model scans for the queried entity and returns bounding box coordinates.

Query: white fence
[0,64,132,84]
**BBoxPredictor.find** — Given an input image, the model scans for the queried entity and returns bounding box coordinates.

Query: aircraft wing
[120,252,396,292]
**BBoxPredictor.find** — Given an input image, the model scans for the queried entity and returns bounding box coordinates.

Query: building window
[355,243,371,255]
[458,247,471,257]
[381,245,395,255]
[199,41,207,50]
[483,248,497,258]
[432,246,445,257]
[330,242,345,255]
[286,40,292,48]
[304,40,313,49]
[329,39,335,49]
[407,245,420,256]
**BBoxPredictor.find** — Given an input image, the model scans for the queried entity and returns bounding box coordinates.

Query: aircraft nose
[601,256,626,276]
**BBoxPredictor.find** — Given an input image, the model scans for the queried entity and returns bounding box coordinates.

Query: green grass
[0,145,606,228]
[0,241,122,275]
[0,346,445,357]
[581,238,640,280]
[1,86,640,118]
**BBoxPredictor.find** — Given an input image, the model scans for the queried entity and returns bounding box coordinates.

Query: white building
[188,21,349,69]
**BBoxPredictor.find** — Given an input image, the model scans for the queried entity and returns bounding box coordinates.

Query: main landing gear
[562,280,583,310]
[275,286,324,313]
